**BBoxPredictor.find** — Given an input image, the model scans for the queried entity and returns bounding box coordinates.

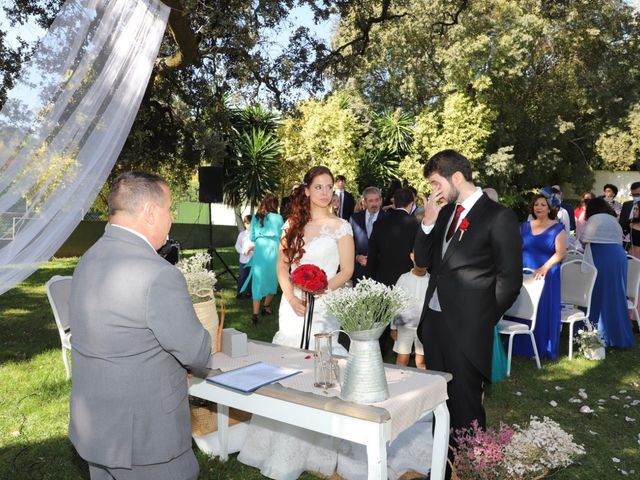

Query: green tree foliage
[412,92,496,164]
[4,0,640,200]
[279,94,364,191]
[334,0,640,196]
[596,103,640,171]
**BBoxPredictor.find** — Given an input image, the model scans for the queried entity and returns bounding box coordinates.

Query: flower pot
[583,346,605,360]
[193,298,219,353]
[339,324,389,403]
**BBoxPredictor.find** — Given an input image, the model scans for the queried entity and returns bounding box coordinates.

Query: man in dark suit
[620,181,640,244]
[349,186,387,284]
[335,175,355,220]
[69,172,211,480]
[366,187,420,287]
[367,187,421,354]
[414,150,522,440]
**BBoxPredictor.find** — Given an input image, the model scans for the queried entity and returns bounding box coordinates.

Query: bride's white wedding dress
[237,217,433,479]
[272,218,351,355]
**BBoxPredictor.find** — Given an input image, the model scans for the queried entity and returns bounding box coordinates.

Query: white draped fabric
[0,0,170,294]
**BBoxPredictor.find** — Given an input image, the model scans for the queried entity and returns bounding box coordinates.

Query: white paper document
[206,361,302,393]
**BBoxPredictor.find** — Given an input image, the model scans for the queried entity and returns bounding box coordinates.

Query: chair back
[564,249,583,264]
[504,269,545,330]
[45,275,73,342]
[627,256,640,302]
[561,260,597,314]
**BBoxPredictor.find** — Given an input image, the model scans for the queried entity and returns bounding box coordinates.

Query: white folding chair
[627,255,640,323]
[45,275,73,380]
[560,260,597,359]
[498,269,545,376]
[563,249,583,264]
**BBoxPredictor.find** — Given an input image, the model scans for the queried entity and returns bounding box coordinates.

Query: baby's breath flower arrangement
[176,253,217,304]
[575,320,605,358]
[501,416,585,479]
[324,278,412,332]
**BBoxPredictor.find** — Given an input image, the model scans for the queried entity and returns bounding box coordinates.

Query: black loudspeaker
[198,166,224,203]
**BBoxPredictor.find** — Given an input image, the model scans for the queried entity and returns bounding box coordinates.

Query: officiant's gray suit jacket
[68,224,211,469]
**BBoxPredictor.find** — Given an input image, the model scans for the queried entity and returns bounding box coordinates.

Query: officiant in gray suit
[68,172,211,480]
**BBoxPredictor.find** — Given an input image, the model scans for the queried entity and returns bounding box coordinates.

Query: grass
[1,250,640,479]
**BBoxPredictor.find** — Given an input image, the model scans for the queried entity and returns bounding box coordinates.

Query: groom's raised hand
[420,188,443,226]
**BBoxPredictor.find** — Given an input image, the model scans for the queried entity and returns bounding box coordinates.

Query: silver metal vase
[339,324,389,403]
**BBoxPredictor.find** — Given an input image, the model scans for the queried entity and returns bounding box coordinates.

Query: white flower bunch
[575,320,605,355]
[501,416,585,479]
[323,278,413,332]
[176,253,217,303]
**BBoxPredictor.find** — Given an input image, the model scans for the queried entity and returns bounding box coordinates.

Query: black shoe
[252,314,259,325]
[261,305,273,316]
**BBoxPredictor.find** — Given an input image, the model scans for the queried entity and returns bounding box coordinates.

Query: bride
[272,165,354,354]
[238,166,355,478]
[238,166,434,480]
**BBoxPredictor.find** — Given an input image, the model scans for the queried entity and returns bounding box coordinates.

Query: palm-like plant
[355,149,400,193]
[224,127,281,213]
[231,104,280,134]
[375,109,414,159]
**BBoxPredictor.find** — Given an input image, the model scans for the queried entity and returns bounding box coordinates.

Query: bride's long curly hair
[282,166,334,265]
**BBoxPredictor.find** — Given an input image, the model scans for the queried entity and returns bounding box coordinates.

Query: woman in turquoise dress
[581,198,636,349]
[513,193,567,361]
[241,194,284,324]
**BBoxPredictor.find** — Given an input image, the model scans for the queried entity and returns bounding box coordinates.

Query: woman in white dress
[238,168,435,480]
[272,165,354,355]
[238,166,355,479]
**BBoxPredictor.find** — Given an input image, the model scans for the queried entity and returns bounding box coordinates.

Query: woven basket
[193,298,219,354]
[189,397,252,436]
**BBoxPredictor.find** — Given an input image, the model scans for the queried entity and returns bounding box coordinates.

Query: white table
[189,341,451,480]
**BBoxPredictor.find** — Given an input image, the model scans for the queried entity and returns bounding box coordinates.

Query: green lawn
[1,250,639,479]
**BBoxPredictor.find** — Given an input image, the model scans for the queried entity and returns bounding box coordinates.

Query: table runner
[208,342,448,440]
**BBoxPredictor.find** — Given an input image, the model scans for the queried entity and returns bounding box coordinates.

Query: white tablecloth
[208,341,448,441]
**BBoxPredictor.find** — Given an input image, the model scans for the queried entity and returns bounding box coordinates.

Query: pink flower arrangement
[452,420,514,480]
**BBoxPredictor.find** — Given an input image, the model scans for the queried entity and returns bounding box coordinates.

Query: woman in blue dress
[513,193,567,360]
[580,198,636,348]
[241,194,284,325]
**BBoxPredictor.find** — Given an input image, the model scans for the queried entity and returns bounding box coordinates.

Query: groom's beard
[446,182,460,205]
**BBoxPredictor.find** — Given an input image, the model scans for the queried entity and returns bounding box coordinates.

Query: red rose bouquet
[290,264,328,295]
[290,264,328,349]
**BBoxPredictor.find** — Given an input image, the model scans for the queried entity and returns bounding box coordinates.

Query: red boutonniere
[459,218,470,240]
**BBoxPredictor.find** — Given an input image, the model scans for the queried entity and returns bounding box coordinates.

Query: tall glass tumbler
[314,333,337,388]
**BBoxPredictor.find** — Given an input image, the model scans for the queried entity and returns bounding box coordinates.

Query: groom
[414,150,522,438]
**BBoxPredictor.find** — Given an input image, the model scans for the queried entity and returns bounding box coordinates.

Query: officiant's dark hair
[282,166,334,264]
[108,171,167,216]
[424,149,473,182]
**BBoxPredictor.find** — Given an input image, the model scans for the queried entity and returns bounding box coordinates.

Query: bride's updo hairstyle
[282,166,334,265]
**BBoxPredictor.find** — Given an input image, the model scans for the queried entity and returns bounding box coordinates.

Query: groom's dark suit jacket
[414,194,522,381]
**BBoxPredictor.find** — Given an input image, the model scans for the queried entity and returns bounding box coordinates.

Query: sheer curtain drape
[0,0,170,294]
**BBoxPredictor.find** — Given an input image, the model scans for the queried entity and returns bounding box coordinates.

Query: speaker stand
[207,204,237,282]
